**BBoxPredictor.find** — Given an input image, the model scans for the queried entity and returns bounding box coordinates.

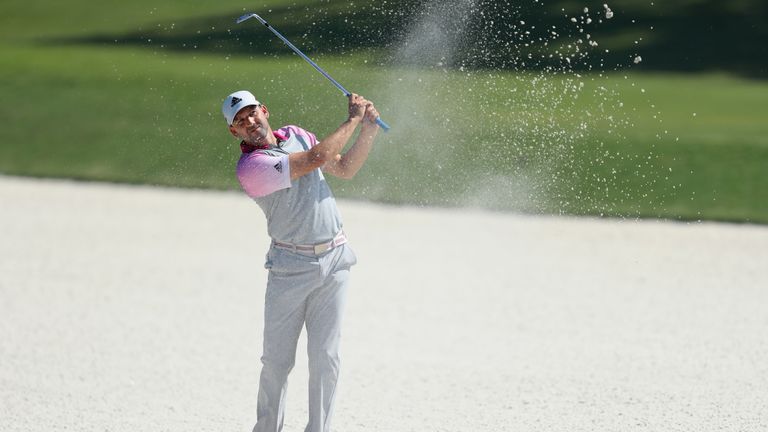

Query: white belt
[272,231,347,255]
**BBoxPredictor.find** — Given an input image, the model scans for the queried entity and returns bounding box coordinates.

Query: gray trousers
[253,243,357,432]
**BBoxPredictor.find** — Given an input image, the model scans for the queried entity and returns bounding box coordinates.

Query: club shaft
[264,23,351,96]
[238,14,390,131]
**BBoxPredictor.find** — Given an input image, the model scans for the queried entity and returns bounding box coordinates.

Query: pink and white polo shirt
[236,125,343,245]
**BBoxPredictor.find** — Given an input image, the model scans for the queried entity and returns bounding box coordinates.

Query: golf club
[236,13,391,132]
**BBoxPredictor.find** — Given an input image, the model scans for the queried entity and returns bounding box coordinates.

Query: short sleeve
[237,152,291,198]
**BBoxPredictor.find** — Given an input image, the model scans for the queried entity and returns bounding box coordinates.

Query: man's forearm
[336,123,379,178]
[310,118,361,164]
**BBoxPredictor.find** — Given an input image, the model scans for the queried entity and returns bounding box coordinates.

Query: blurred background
[1,0,766,223]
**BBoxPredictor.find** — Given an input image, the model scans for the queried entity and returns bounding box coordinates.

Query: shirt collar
[240,130,286,154]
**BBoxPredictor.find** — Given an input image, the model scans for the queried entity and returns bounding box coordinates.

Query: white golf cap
[222,90,260,125]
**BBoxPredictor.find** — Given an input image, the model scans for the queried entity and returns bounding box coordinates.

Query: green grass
[1,0,767,223]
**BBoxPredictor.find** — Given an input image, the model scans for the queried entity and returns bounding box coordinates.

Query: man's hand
[348,93,368,122]
[362,102,380,129]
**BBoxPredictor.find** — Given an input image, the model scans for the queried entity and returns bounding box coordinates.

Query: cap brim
[227,102,260,125]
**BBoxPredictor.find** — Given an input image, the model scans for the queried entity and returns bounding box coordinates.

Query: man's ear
[228,125,239,138]
[261,104,270,119]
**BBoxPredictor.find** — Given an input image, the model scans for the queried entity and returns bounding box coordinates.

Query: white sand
[1,175,767,431]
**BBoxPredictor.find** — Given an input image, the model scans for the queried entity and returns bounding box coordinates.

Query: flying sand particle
[604,3,614,19]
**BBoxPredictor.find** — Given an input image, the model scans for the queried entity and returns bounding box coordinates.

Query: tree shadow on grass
[52,2,417,58]
[50,0,767,77]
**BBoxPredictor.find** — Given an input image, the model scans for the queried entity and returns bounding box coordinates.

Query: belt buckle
[314,242,331,255]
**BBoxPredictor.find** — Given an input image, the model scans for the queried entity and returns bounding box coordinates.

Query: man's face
[229,104,272,144]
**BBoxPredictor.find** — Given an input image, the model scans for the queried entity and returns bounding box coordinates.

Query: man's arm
[287,94,367,180]
[323,103,380,180]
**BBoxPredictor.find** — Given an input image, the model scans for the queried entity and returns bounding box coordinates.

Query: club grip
[375,117,391,132]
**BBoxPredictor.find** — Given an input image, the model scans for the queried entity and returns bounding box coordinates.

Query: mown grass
[1,1,767,223]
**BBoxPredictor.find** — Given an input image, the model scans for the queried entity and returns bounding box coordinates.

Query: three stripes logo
[230,96,242,107]
[273,161,283,173]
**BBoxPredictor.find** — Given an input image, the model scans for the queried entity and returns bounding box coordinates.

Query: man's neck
[241,130,282,153]
[250,134,277,147]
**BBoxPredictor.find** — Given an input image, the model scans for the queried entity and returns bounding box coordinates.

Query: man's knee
[261,354,296,377]
[308,346,340,375]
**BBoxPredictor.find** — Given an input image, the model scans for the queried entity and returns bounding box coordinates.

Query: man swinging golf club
[222,89,380,432]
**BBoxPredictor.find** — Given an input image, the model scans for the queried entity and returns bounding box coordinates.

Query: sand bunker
[1,175,766,431]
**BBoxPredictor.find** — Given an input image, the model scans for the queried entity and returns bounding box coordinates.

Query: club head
[236,13,257,24]
[236,13,267,25]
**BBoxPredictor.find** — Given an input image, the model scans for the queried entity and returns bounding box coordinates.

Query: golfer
[222,90,380,432]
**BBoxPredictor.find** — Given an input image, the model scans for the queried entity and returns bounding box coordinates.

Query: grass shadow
[48,0,768,77]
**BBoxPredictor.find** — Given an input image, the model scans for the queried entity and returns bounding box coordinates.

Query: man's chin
[248,134,269,145]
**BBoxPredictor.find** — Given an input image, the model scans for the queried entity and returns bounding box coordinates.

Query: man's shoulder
[278,124,313,136]
[236,149,291,199]
[277,125,318,147]
[237,149,284,168]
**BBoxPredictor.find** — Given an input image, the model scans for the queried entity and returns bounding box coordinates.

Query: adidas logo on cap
[223,90,259,125]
